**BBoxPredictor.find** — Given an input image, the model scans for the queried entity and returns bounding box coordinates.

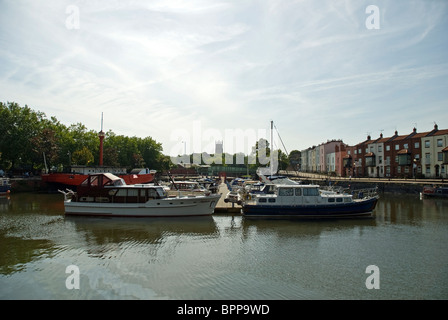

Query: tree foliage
[0,102,170,172]
[0,101,296,175]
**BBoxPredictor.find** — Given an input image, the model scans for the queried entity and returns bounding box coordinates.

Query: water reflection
[0,191,447,299]
[0,233,53,275]
[65,216,219,247]
[240,216,377,241]
[0,193,63,215]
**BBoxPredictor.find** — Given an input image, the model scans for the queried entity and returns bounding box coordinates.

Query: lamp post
[413,158,417,179]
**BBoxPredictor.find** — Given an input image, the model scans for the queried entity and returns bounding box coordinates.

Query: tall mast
[270,120,274,176]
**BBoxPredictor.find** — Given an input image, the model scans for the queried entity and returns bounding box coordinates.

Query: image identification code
[177,304,270,317]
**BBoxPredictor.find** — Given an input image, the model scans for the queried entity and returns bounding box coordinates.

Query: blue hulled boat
[241,179,379,219]
[0,178,11,196]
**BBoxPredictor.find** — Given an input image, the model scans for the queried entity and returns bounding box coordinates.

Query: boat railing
[58,189,76,201]
[349,187,379,200]
[320,185,345,194]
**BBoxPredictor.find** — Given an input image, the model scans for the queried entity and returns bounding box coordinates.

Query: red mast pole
[98,113,105,166]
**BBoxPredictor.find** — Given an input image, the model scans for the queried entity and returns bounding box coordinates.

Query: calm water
[0,192,447,300]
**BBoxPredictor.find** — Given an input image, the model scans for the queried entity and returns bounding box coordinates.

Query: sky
[1,0,447,158]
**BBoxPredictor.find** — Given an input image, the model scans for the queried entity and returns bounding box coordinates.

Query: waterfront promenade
[279,170,447,185]
[278,170,448,194]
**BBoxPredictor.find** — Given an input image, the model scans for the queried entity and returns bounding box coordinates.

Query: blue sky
[1,0,447,157]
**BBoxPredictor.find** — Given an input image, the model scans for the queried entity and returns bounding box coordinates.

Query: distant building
[215,141,223,155]
[300,124,448,179]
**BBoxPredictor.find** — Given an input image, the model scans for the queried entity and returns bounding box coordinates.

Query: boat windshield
[155,186,167,198]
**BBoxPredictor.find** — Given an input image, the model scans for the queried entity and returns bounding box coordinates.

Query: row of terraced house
[300,124,448,179]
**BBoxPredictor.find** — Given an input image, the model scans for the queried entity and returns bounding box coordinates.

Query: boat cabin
[72,173,167,204]
[247,185,354,206]
[169,181,210,196]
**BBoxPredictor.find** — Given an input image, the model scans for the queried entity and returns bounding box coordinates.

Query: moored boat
[0,178,11,196]
[241,120,379,218]
[241,183,378,218]
[59,173,221,217]
[42,167,157,189]
[422,185,448,198]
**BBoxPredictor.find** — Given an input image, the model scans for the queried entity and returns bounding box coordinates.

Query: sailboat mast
[270,120,274,177]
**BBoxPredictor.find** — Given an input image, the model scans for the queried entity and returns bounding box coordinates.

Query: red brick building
[326,124,448,179]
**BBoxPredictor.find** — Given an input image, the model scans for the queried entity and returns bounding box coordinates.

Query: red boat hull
[41,172,155,187]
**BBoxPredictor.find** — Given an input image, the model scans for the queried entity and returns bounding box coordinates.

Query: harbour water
[0,191,447,300]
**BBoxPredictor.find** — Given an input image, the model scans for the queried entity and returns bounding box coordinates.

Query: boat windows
[116,189,127,197]
[328,198,335,203]
[336,198,343,203]
[155,187,167,198]
[303,188,319,196]
[262,185,276,194]
[268,198,276,203]
[278,188,294,196]
[295,188,302,196]
[148,189,158,199]
[259,198,267,203]
[90,176,99,187]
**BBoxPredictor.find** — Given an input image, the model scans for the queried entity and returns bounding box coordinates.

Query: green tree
[288,150,301,170]
[72,146,94,165]
[0,102,46,170]
[31,127,60,170]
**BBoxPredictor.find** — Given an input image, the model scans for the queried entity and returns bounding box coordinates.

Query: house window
[395,144,400,150]
[415,154,420,161]
[386,145,390,151]
[437,139,443,147]
[425,153,430,163]
[438,152,443,161]
[425,140,430,148]
[378,145,382,152]
[415,142,420,148]
[404,143,409,149]
[426,166,431,175]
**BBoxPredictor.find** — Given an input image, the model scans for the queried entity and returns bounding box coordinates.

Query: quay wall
[8,176,448,195]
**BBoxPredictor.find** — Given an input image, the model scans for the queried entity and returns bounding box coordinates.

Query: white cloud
[1,0,447,154]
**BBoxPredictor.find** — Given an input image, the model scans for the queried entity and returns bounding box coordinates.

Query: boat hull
[242,197,378,218]
[42,173,155,187]
[0,179,11,196]
[64,194,222,217]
